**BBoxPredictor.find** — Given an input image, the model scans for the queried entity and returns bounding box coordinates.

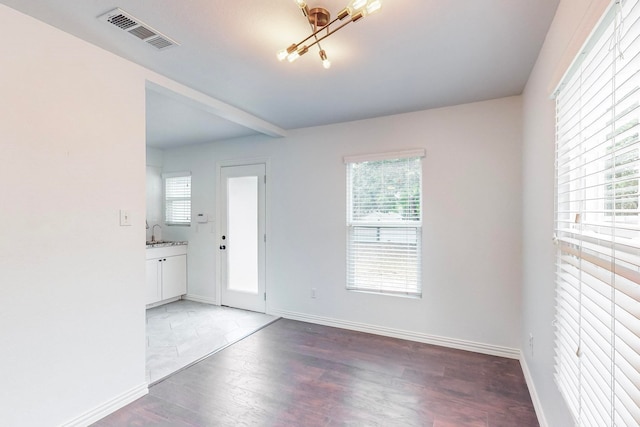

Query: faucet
[151,224,161,242]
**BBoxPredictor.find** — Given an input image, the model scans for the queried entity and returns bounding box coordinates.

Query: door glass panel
[227,176,258,293]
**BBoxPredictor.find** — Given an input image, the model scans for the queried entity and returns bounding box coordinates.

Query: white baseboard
[146,296,181,309]
[520,352,548,427]
[60,382,148,427]
[270,309,520,359]
[183,294,218,305]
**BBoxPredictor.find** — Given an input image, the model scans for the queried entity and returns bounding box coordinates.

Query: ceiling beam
[146,76,287,139]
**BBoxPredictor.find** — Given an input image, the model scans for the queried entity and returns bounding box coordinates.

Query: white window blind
[345,150,424,297]
[164,173,191,225]
[554,0,640,425]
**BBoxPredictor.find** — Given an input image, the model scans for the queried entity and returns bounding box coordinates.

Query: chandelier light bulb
[287,51,300,62]
[320,50,331,69]
[295,0,307,9]
[366,0,382,15]
[348,0,368,13]
[277,49,288,61]
[288,45,308,62]
[278,43,298,62]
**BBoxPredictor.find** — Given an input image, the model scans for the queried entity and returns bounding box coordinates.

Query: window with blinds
[164,173,191,225]
[345,150,424,297]
[554,0,640,425]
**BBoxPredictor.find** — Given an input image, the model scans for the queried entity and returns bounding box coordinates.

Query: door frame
[215,157,270,313]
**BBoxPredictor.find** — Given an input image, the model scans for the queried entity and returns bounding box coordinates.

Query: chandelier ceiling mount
[308,7,331,27]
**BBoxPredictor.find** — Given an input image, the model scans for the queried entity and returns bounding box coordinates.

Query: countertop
[145,240,188,248]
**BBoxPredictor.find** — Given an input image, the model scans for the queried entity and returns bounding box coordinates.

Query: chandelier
[277,0,382,69]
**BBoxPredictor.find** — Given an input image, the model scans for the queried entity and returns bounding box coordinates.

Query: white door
[220,163,266,312]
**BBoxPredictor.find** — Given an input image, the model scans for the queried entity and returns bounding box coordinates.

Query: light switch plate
[119,209,132,226]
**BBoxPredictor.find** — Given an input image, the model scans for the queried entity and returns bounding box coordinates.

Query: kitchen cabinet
[146,244,187,305]
[146,258,161,304]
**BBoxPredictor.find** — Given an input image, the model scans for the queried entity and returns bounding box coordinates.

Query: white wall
[164,96,524,353]
[0,5,147,426]
[146,146,164,168]
[146,147,163,241]
[162,147,218,304]
[521,0,609,425]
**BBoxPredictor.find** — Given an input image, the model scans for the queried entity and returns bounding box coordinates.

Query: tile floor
[146,299,278,384]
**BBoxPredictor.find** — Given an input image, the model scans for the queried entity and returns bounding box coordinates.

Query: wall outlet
[311,288,317,299]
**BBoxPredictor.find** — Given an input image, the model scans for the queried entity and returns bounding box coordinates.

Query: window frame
[163,172,192,226]
[344,149,425,297]
[553,0,640,425]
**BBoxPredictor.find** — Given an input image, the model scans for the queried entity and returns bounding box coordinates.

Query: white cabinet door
[145,258,161,304]
[162,255,187,300]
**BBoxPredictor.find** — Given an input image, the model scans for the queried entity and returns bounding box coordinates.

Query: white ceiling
[1,0,560,148]
[145,90,259,149]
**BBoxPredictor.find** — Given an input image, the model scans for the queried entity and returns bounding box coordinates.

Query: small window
[345,150,424,297]
[164,172,191,226]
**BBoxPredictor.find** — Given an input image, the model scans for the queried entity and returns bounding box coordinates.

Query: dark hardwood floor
[94,319,538,426]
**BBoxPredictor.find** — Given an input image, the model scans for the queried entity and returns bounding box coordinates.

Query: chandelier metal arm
[305,7,323,46]
[292,15,345,49]
[300,13,362,51]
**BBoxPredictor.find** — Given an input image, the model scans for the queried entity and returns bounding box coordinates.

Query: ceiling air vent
[98,8,179,51]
